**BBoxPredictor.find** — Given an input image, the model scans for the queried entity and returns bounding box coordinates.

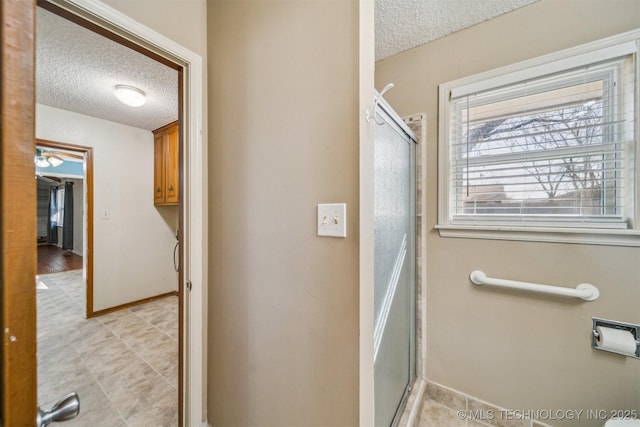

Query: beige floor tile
[142,336,179,374]
[104,315,154,341]
[94,354,157,397]
[418,400,468,427]
[36,270,179,425]
[125,325,169,353]
[426,382,467,411]
[149,310,178,335]
[126,391,179,427]
[160,360,180,390]
[108,375,176,420]
[38,355,94,404]
[42,382,126,427]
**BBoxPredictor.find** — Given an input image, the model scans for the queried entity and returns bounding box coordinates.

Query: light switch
[317,203,346,238]
[102,210,111,220]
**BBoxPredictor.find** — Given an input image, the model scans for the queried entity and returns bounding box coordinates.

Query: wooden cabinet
[153,122,179,206]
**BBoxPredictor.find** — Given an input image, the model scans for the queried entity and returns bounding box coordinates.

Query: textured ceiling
[375,0,539,61]
[36,2,538,129]
[36,7,178,131]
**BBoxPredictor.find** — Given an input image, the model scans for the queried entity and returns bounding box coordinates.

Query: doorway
[35,140,93,316]
[0,0,207,425]
[35,144,85,277]
[35,1,183,421]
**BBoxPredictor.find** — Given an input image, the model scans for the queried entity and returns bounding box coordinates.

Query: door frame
[1,0,207,424]
[36,139,94,317]
[41,1,207,425]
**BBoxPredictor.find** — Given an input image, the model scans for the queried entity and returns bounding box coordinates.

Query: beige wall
[207,0,360,425]
[376,1,640,426]
[101,0,207,57]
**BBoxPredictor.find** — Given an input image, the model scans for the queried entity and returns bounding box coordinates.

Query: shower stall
[372,90,417,427]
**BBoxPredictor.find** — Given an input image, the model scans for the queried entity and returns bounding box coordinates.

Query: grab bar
[469,270,600,301]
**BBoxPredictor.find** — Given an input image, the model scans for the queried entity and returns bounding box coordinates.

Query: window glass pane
[57,188,65,224]
[448,55,633,227]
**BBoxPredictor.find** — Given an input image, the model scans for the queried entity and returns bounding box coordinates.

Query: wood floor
[37,245,83,274]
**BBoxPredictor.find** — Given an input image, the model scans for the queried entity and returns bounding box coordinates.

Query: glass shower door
[373,101,416,427]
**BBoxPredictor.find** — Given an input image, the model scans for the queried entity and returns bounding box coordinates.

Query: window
[437,33,640,245]
[56,187,65,225]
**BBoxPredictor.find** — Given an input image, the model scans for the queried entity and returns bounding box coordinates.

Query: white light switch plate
[317,203,346,238]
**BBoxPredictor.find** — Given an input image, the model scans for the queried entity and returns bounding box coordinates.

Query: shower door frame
[372,96,418,427]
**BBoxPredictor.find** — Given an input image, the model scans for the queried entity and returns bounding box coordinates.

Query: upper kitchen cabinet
[153,122,179,206]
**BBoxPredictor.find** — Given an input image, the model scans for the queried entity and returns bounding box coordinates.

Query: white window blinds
[447,53,635,229]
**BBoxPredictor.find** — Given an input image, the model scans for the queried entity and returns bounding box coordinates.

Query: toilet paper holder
[592,318,640,359]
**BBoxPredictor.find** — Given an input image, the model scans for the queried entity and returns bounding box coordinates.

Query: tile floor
[418,400,489,427]
[37,270,179,426]
[415,381,554,427]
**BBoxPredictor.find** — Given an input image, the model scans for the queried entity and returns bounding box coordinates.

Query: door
[373,100,416,427]
[2,1,179,424]
[1,0,38,424]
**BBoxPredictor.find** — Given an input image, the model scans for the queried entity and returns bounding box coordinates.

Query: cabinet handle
[157,187,161,193]
[169,184,173,192]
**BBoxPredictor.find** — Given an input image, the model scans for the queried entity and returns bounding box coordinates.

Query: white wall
[36,104,178,311]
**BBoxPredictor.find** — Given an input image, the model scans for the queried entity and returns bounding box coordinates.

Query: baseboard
[425,379,554,427]
[90,290,178,317]
[397,377,427,427]
[405,378,427,426]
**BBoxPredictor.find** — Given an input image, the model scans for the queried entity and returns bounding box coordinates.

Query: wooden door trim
[36,139,95,317]
[1,0,37,424]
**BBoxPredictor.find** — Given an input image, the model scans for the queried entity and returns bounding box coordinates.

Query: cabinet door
[154,132,166,204]
[165,124,179,205]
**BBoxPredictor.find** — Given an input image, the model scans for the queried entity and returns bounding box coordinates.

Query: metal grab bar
[469,270,600,301]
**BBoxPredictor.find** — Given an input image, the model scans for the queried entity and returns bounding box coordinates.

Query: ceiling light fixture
[35,152,65,168]
[35,156,50,168]
[46,155,64,167]
[114,84,146,107]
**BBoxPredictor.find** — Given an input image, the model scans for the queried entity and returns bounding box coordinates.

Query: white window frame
[437,29,640,246]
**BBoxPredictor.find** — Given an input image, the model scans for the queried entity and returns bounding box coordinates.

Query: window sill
[435,224,640,247]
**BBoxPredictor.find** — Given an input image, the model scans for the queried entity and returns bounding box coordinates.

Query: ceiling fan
[35,149,83,168]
